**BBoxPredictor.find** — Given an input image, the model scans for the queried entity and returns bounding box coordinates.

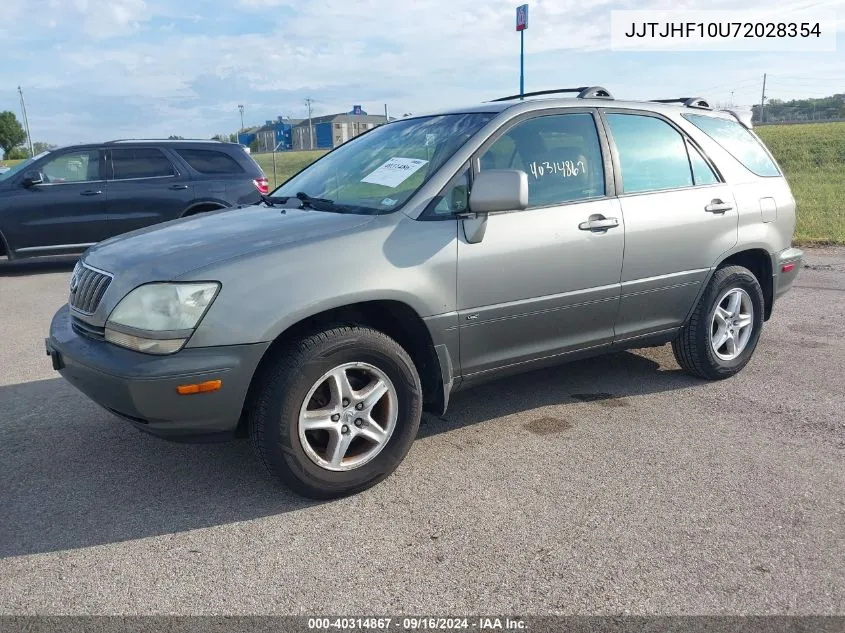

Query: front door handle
[578,215,619,232]
[80,190,103,196]
[705,199,733,214]
[169,184,189,190]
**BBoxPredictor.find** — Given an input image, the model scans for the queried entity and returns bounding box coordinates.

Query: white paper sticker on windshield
[361,157,428,188]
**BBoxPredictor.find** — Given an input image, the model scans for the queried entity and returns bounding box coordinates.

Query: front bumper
[46,305,270,440]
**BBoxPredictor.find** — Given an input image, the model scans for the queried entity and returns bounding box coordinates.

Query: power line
[768,74,845,81]
[694,77,762,93]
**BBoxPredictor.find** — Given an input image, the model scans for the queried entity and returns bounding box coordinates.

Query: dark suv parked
[0,139,268,260]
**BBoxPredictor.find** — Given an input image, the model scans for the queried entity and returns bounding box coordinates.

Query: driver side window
[479,113,606,208]
[41,150,102,184]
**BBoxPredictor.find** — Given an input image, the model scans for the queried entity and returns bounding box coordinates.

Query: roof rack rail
[490,86,614,102]
[651,97,712,110]
[105,138,224,144]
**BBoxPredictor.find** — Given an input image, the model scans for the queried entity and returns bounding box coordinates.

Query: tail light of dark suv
[253,177,269,195]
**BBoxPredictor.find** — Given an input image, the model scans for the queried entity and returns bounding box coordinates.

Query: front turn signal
[176,380,222,395]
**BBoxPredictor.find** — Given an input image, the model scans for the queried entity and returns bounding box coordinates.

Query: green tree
[32,141,57,154]
[168,135,185,140]
[6,146,30,159]
[0,111,27,159]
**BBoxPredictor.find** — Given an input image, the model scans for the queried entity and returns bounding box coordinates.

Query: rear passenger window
[687,141,719,186]
[111,148,174,180]
[606,114,692,193]
[177,149,245,174]
[479,113,605,207]
[683,113,780,177]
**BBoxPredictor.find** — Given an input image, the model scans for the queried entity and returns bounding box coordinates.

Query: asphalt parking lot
[0,250,842,615]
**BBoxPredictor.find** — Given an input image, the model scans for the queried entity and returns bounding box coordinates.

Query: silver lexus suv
[46,87,804,498]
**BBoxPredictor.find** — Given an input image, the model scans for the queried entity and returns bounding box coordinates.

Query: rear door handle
[80,190,102,196]
[705,199,733,214]
[169,184,189,190]
[578,216,619,232]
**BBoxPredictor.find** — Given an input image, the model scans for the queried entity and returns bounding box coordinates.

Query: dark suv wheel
[672,265,765,380]
[248,326,422,499]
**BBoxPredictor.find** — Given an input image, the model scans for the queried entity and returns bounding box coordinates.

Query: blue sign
[516,4,528,31]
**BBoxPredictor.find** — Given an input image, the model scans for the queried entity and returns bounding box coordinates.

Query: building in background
[292,106,389,150]
[238,116,302,152]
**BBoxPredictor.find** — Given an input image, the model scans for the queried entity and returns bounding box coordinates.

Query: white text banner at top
[610,10,837,52]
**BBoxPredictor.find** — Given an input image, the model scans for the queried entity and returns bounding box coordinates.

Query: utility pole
[730,91,734,108]
[17,86,34,157]
[305,97,314,150]
[238,104,245,131]
[759,74,767,124]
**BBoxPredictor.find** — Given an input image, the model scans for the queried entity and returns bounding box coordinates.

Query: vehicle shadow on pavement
[0,257,78,276]
[418,348,698,439]
[0,377,317,558]
[0,348,696,558]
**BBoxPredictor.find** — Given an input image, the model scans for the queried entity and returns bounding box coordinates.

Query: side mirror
[22,171,44,187]
[469,169,528,214]
[462,169,528,244]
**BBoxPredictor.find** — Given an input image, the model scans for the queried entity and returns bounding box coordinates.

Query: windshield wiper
[262,191,356,213]
[295,191,353,213]
[260,194,292,207]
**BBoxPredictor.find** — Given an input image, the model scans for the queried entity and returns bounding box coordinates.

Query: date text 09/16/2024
[307,617,528,630]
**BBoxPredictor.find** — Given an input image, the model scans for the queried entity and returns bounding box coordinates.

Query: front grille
[69,263,112,314]
[71,316,106,341]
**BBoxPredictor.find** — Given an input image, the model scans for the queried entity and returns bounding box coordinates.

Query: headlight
[105,282,220,354]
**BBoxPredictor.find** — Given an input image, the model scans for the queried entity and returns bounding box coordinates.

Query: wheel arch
[715,248,774,321]
[685,247,774,324]
[181,199,230,217]
[237,299,451,436]
[0,228,12,260]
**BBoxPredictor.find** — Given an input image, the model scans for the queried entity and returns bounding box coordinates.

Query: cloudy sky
[1,0,843,146]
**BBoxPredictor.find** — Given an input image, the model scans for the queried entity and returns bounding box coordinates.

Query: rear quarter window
[683,114,780,177]
[176,149,246,175]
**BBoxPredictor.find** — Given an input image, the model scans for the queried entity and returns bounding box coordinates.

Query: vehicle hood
[83,205,375,283]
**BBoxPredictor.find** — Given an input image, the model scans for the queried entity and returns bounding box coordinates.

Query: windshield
[0,151,50,181]
[272,113,496,213]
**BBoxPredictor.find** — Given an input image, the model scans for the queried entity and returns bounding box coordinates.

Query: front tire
[248,326,422,499]
[672,265,765,380]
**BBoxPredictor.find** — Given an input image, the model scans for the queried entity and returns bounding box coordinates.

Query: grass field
[251,150,326,190]
[756,123,844,245]
[2,123,842,244]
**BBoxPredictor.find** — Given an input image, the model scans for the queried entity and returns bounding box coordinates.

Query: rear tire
[672,265,765,380]
[248,326,422,499]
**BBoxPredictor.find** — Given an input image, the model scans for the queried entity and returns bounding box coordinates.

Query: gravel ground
[0,250,842,615]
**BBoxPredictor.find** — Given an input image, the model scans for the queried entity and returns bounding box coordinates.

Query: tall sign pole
[516,4,528,100]
[18,86,34,157]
